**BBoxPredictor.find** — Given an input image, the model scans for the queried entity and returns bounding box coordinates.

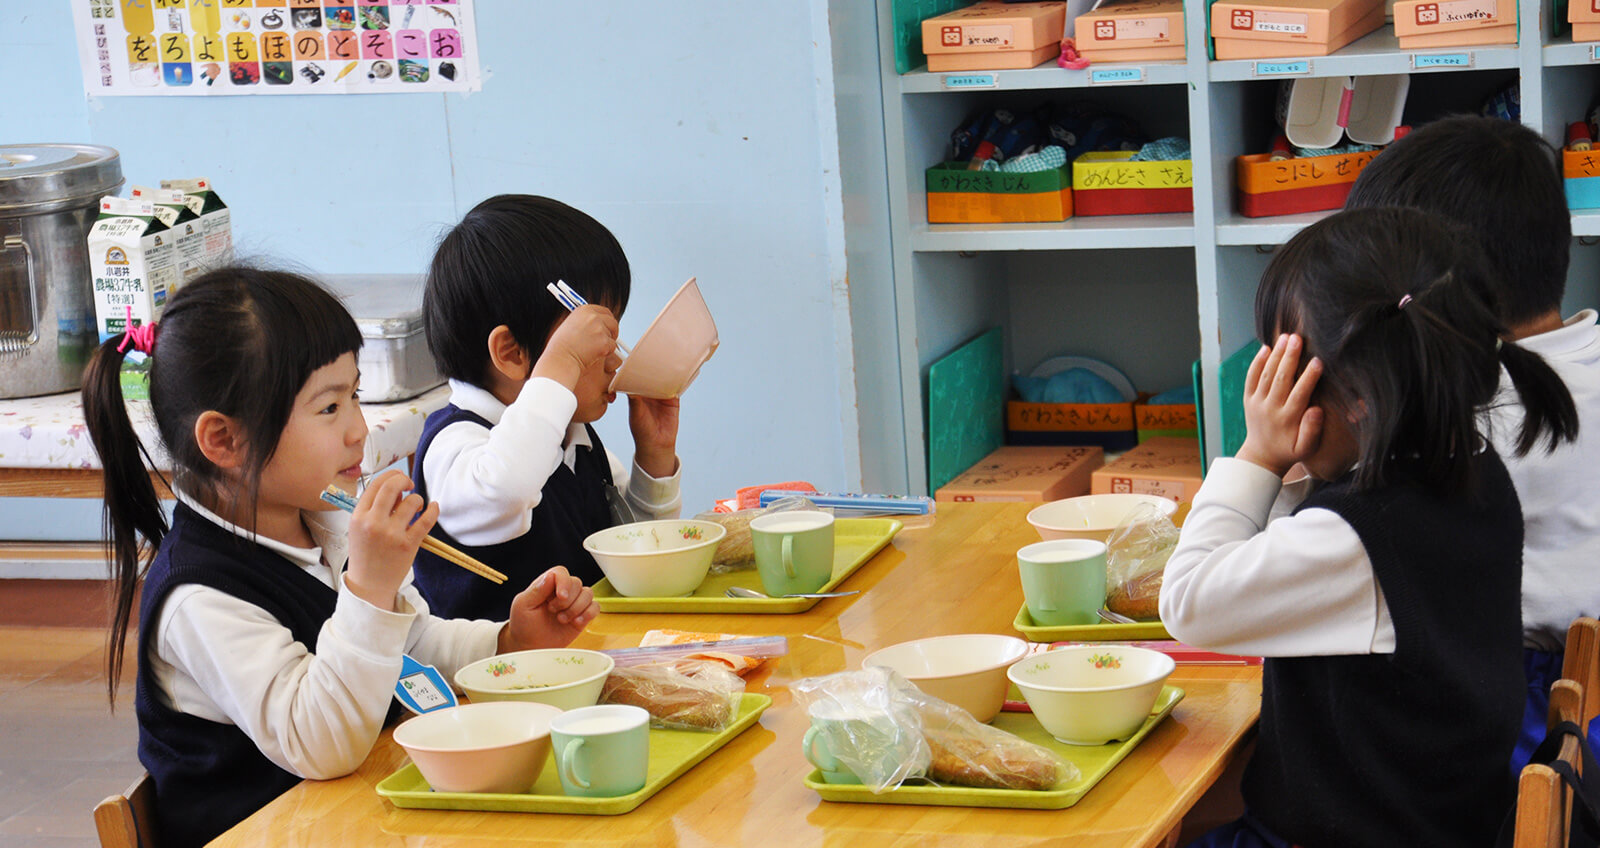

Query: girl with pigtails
[1162,207,1579,848]
[82,267,598,848]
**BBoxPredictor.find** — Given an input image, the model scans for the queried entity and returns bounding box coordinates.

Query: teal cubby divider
[892,0,971,73]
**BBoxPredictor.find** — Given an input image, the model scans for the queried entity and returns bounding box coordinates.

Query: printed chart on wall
[71,0,481,95]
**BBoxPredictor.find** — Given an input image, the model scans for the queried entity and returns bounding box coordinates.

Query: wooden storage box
[1073,0,1186,63]
[1392,0,1517,47]
[1564,149,1600,210]
[922,0,1066,71]
[1090,436,1204,506]
[935,445,1105,502]
[926,163,1073,223]
[1210,0,1385,59]
[1235,149,1380,217]
[1072,152,1193,216]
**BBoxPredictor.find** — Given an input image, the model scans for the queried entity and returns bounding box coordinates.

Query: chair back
[93,771,157,848]
[1563,617,1600,732]
[1513,679,1586,848]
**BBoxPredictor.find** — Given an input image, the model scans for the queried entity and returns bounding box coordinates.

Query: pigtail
[81,334,169,708]
[1497,340,1580,456]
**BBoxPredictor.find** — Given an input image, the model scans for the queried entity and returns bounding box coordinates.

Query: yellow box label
[1008,401,1135,432]
[1074,154,1193,190]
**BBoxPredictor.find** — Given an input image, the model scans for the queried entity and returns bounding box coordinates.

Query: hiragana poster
[72,0,481,95]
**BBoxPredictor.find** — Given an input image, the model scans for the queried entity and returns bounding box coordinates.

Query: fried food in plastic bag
[599,660,744,731]
[1104,502,1180,621]
[792,666,1076,793]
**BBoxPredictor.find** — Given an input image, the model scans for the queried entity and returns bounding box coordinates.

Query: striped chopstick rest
[320,486,507,585]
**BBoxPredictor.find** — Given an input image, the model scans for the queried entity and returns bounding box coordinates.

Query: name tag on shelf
[1090,66,1145,85]
[1253,60,1311,76]
[1412,52,1473,69]
[942,73,998,90]
[1591,45,1600,62]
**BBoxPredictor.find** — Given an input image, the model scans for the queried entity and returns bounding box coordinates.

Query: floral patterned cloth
[0,385,449,473]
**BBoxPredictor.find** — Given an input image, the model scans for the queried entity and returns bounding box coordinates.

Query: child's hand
[628,395,680,479]
[1235,333,1323,478]
[345,470,439,612]
[499,566,598,652]
[531,305,618,391]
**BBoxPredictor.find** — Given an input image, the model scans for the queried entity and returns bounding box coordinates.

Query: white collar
[448,377,591,450]
[175,489,350,574]
[1517,309,1599,359]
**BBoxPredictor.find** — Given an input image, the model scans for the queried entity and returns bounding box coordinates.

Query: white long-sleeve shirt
[1484,309,1600,651]
[150,494,503,779]
[1160,457,1396,658]
[421,378,681,547]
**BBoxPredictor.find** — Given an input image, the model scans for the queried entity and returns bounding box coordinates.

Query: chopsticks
[320,485,507,584]
[545,279,631,358]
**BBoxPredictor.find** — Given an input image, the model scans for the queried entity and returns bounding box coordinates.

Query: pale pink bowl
[609,277,719,399]
[392,701,562,794]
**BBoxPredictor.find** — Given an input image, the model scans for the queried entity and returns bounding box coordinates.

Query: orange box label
[1236,150,1379,194]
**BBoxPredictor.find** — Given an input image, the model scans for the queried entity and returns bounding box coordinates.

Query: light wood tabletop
[210,502,1261,848]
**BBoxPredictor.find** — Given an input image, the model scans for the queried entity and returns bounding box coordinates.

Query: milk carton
[87,197,178,342]
[131,186,207,285]
[160,177,232,271]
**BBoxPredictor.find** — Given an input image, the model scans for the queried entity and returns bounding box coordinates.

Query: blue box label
[1254,60,1310,76]
[942,73,997,89]
[1412,52,1472,68]
[1090,67,1145,84]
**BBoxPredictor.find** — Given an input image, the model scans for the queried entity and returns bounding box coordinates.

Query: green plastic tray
[805,686,1184,809]
[1012,603,1171,642]
[593,518,902,614]
[376,693,771,815]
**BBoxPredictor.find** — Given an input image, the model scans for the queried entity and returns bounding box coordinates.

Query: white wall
[1,0,862,529]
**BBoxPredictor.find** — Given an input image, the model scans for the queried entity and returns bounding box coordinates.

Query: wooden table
[211,503,1261,848]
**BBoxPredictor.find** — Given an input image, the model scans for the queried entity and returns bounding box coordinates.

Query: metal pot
[0,144,124,399]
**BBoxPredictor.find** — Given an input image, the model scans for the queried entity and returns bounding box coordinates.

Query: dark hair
[1256,207,1578,495]
[81,266,362,706]
[1345,115,1569,328]
[424,195,630,385]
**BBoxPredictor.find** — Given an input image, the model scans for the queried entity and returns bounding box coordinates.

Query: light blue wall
[1,1,863,532]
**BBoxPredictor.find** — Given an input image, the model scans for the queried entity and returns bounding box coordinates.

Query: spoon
[725,586,860,600]
[1098,608,1138,624]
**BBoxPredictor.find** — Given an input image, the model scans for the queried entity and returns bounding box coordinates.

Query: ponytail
[81,332,170,709]
[1497,340,1580,456]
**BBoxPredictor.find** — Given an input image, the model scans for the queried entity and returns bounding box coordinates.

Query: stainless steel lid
[0,144,124,216]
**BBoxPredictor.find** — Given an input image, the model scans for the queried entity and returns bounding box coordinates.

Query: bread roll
[599,665,736,730]
[922,726,1062,791]
[1106,571,1162,621]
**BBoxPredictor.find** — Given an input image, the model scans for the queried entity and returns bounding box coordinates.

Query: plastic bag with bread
[599,660,744,731]
[1104,502,1180,622]
[792,666,1076,793]
[697,495,825,571]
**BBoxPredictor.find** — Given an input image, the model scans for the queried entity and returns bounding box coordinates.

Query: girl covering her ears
[82,267,599,848]
[1162,207,1579,848]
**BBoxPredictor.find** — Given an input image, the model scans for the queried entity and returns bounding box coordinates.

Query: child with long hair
[83,267,598,848]
[1161,207,1578,848]
[412,195,683,620]
[1346,115,1600,772]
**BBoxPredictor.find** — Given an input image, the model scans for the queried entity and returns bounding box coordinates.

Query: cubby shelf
[871,0,1600,494]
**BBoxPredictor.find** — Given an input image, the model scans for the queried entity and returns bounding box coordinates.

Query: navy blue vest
[136,503,339,848]
[411,404,614,621]
[1245,452,1523,848]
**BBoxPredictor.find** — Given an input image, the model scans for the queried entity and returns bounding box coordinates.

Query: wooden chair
[1512,679,1585,848]
[93,771,157,848]
[1563,617,1600,732]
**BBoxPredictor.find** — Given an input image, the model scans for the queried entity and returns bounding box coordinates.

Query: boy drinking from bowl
[412,195,684,620]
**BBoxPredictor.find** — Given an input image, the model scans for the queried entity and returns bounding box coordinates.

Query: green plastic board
[892,0,971,73]
[1193,341,1255,467]
[926,326,1005,493]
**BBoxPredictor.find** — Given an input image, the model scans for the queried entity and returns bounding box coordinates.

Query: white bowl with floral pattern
[582,519,726,597]
[454,648,615,711]
[1007,645,1175,745]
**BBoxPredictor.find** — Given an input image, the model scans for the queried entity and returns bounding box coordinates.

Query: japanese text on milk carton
[131,186,206,284]
[88,197,177,342]
[160,178,232,272]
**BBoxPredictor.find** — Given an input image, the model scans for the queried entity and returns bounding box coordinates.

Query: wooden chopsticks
[320,486,508,584]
